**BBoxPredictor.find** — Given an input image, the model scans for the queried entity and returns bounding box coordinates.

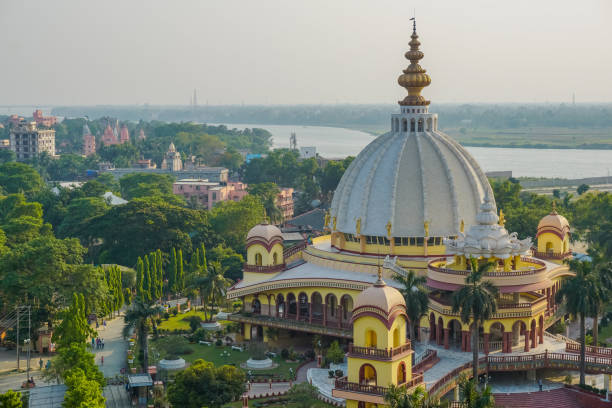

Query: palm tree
[385,385,446,408]
[556,257,600,385]
[588,247,612,346]
[458,377,495,408]
[191,261,231,322]
[123,298,163,372]
[394,270,429,342]
[452,258,499,382]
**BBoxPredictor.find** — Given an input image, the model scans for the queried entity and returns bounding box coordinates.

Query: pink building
[32,109,57,127]
[82,124,96,156]
[120,124,130,143]
[173,179,248,210]
[278,187,294,219]
[102,123,118,145]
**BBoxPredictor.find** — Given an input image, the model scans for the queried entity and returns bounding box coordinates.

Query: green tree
[458,377,495,408]
[247,182,282,223]
[385,384,445,408]
[0,162,43,196]
[325,340,344,364]
[119,173,175,201]
[190,261,230,322]
[556,257,600,385]
[177,249,184,292]
[589,247,612,346]
[44,343,105,388]
[168,248,178,295]
[167,359,245,408]
[0,149,16,165]
[53,293,97,348]
[123,299,163,372]
[394,270,429,343]
[0,389,22,408]
[209,244,244,282]
[62,368,106,408]
[57,197,109,241]
[210,195,264,251]
[577,184,590,195]
[287,383,328,408]
[452,259,499,382]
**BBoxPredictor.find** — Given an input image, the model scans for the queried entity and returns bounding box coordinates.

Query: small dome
[537,207,570,238]
[246,223,283,243]
[353,274,405,315]
[168,142,176,152]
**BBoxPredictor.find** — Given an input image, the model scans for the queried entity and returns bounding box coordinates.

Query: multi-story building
[32,109,57,128]
[277,187,294,220]
[10,121,55,160]
[173,179,248,210]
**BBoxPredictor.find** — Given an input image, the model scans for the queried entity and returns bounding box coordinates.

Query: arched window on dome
[255,253,262,266]
[545,242,553,254]
[427,118,433,131]
[359,364,377,386]
[397,362,406,384]
[418,119,424,132]
[401,118,407,132]
[393,327,400,348]
[273,252,278,265]
[410,118,415,132]
[365,330,377,348]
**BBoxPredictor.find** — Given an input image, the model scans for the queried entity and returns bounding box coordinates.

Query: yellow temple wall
[246,242,284,266]
[537,232,569,254]
[353,315,407,350]
[347,356,412,387]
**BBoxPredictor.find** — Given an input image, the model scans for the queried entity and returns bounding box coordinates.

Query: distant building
[120,124,130,144]
[161,143,183,171]
[299,146,316,159]
[277,187,294,219]
[0,139,10,149]
[32,109,57,127]
[82,124,96,156]
[138,129,146,140]
[8,114,23,127]
[173,179,248,210]
[135,159,156,169]
[10,121,55,160]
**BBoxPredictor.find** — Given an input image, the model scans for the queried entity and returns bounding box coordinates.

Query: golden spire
[551,201,558,214]
[398,18,432,106]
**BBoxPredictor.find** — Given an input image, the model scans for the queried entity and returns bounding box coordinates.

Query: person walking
[39,358,43,370]
[538,378,543,391]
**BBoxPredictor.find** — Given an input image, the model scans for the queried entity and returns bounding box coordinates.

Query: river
[216,123,612,179]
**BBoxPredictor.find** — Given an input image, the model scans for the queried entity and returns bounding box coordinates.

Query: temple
[227,23,575,406]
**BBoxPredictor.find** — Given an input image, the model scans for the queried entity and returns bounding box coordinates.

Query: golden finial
[424,220,430,237]
[375,256,385,286]
[551,201,558,214]
[355,217,362,235]
[499,209,505,226]
[398,18,431,106]
[386,221,392,239]
[324,212,331,230]
[332,216,337,231]
[460,219,465,233]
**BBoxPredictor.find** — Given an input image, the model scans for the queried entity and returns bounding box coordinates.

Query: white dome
[246,223,282,242]
[330,129,493,237]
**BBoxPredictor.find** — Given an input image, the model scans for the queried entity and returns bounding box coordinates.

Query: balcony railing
[347,343,412,360]
[566,342,612,357]
[334,373,424,397]
[532,250,572,260]
[428,257,546,277]
[283,241,307,259]
[243,263,285,273]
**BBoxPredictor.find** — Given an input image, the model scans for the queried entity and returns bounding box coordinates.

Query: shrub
[334,369,343,378]
[170,307,178,316]
[249,341,268,360]
[281,349,289,359]
[328,370,334,378]
[163,312,170,320]
[325,341,345,365]
[215,339,223,347]
[154,336,192,359]
[305,349,315,360]
[191,328,209,343]
[183,315,202,333]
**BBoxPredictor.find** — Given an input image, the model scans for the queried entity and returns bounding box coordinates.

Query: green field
[223,397,335,408]
[157,310,208,331]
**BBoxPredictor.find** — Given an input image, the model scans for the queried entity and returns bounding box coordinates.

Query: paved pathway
[93,315,128,379]
[246,360,316,398]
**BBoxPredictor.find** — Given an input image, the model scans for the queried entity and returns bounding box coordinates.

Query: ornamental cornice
[226,278,368,299]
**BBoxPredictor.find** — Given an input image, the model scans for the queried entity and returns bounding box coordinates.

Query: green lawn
[150,339,300,379]
[157,310,208,331]
[223,397,335,408]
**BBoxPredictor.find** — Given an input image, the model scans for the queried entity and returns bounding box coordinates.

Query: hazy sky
[1,0,610,106]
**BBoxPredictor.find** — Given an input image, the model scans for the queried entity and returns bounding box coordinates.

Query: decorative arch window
[252,298,261,314]
[545,242,553,253]
[397,362,406,384]
[359,364,377,386]
[272,252,278,265]
[365,330,377,348]
[410,118,416,132]
[401,118,407,132]
[418,119,424,132]
[393,328,400,348]
[255,253,262,266]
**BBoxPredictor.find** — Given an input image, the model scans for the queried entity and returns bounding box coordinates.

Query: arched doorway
[429,312,436,342]
[252,298,261,314]
[489,322,505,353]
[437,317,444,345]
[311,292,323,323]
[365,330,377,348]
[298,292,309,320]
[512,320,528,351]
[276,294,285,317]
[392,328,400,348]
[341,295,353,321]
[359,364,377,386]
[251,325,264,341]
[326,294,338,322]
[448,319,462,350]
[397,362,406,384]
[287,293,297,317]
[255,253,262,266]
[272,252,278,265]
[530,319,537,349]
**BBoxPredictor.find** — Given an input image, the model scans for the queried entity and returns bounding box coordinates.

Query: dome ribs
[389,131,411,237]
[422,130,460,235]
[414,131,428,232]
